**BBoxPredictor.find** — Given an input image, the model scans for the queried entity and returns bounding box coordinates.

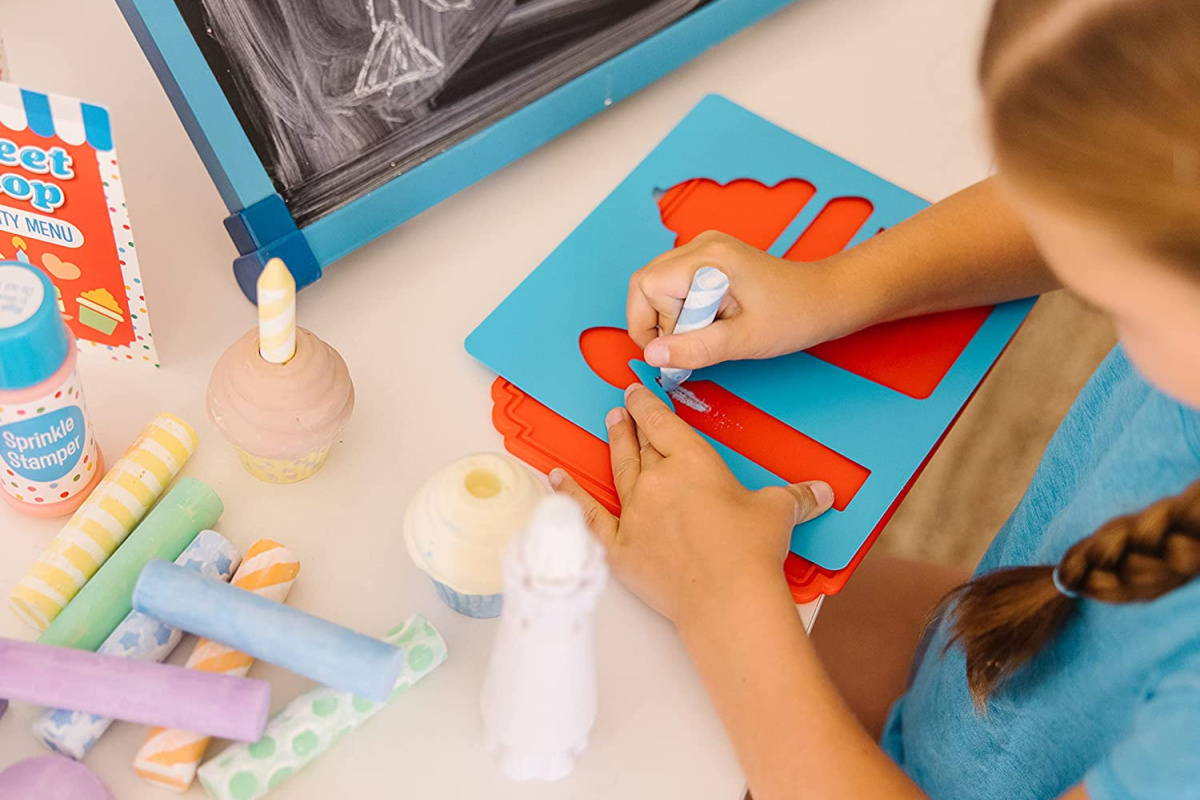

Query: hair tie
[1052,565,1080,599]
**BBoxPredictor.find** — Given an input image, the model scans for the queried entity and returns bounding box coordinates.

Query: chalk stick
[660,267,731,393]
[39,477,223,651]
[31,531,242,760]
[134,540,300,791]
[10,413,199,631]
[133,560,405,702]
[0,756,113,800]
[197,616,447,800]
[0,637,269,741]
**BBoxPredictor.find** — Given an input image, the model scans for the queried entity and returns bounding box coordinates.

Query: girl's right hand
[628,230,855,370]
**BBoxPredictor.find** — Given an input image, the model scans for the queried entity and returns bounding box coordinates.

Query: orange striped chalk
[132,539,299,791]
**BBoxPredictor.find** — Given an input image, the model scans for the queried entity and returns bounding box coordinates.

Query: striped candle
[9,413,199,631]
[256,258,296,365]
[133,540,300,792]
[659,267,731,393]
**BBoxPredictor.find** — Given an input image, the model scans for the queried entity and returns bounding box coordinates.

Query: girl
[549,1,1200,798]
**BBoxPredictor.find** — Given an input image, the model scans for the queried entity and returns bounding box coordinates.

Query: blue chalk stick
[132,561,404,702]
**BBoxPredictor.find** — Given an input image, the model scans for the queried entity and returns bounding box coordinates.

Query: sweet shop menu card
[0,83,157,366]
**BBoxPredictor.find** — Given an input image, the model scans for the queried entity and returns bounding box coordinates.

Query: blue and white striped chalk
[31,531,241,760]
[132,560,407,702]
[659,267,731,393]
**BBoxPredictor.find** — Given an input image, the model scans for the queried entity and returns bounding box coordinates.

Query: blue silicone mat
[466,94,1034,570]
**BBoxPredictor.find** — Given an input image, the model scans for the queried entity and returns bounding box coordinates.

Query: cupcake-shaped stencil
[404,452,548,618]
[207,260,354,483]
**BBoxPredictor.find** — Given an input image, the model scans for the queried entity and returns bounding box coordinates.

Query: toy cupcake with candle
[207,259,354,483]
[404,453,548,618]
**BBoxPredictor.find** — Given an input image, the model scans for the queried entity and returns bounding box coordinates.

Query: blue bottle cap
[0,261,69,391]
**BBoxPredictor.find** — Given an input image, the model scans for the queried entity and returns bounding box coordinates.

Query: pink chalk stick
[0,756,113,800]
[0,637,270,742]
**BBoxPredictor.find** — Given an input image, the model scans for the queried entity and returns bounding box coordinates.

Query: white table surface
[0,0,995,796]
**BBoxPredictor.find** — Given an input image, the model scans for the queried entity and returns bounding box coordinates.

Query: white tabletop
[0,0,994,796]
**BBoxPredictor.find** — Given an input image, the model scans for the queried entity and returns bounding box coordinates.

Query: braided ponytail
[946,480,1200,706]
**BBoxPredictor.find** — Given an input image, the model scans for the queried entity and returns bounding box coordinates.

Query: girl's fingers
[635,418,663,469]
[627,252,701,347]
[549,468,619,550]
[624,383,703,458]
[757,480,836,526]
[627,285,683,350]
[605,406,644,499]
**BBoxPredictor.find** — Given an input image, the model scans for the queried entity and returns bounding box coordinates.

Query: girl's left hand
[549,382,834,626]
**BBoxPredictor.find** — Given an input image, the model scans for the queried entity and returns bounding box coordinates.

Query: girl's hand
[628,230,856,371]
[549,382,834,626]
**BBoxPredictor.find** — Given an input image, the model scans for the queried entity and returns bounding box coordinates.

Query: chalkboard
[175,0,711,226]
[119,0,792,296]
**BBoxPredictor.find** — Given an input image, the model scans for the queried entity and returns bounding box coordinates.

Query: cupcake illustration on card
[76,288,124,335]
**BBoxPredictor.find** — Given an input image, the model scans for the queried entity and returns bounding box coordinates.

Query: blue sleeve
[1085,649,1200,800]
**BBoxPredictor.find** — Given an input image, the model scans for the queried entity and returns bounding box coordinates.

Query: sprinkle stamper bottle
[0,261,103,516]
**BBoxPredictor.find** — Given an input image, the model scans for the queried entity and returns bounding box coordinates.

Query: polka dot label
[80,132,160,368]
[0,367,98,508]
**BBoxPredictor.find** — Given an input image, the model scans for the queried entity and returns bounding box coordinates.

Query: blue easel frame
[115,0,798,302]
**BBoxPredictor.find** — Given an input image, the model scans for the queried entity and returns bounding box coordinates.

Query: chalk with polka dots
[196,615,446,800]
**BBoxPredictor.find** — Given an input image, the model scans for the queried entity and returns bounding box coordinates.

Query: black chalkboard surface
[176,0,710,226]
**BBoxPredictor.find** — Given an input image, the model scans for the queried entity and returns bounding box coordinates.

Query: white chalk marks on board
[355,0,445,100]
[420,0,475,10]
[192,0,514,199]
[182,0,701,224]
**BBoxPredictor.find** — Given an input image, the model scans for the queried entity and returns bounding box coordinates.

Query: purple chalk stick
[0,637,270,742]
[0,756,113,800]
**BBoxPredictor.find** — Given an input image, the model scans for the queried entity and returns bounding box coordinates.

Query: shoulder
[979,346,1200,571]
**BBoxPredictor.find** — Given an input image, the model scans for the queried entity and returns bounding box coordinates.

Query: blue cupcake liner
[432,580,503,619]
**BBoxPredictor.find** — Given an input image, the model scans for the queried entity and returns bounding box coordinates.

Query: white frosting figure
[404,452,547,617]
[480,494,608,781]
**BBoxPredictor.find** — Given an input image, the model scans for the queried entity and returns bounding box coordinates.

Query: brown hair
[982,0,1200,267]
[948,0,1200,705]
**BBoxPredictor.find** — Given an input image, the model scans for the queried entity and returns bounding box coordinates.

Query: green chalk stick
[39,478,223,651]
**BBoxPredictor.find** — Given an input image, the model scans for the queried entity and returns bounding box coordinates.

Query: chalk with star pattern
[30,531,241,759]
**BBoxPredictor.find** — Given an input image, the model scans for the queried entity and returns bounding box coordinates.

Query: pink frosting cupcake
[207,327,354,483]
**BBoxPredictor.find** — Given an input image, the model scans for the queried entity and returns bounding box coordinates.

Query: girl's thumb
[644,323,734,370]
[761,480,836,526]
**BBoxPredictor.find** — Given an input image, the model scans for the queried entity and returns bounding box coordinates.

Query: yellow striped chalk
[257,258,296,365]
[132,539,300,791]
[9,413,199,631]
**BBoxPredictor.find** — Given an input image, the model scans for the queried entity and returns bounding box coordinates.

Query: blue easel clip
[225,195,322,304]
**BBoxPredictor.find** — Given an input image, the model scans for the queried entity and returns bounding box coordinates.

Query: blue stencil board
[466,94,1034,570]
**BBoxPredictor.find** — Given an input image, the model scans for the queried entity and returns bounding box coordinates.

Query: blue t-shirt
[881,346,1200,800]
